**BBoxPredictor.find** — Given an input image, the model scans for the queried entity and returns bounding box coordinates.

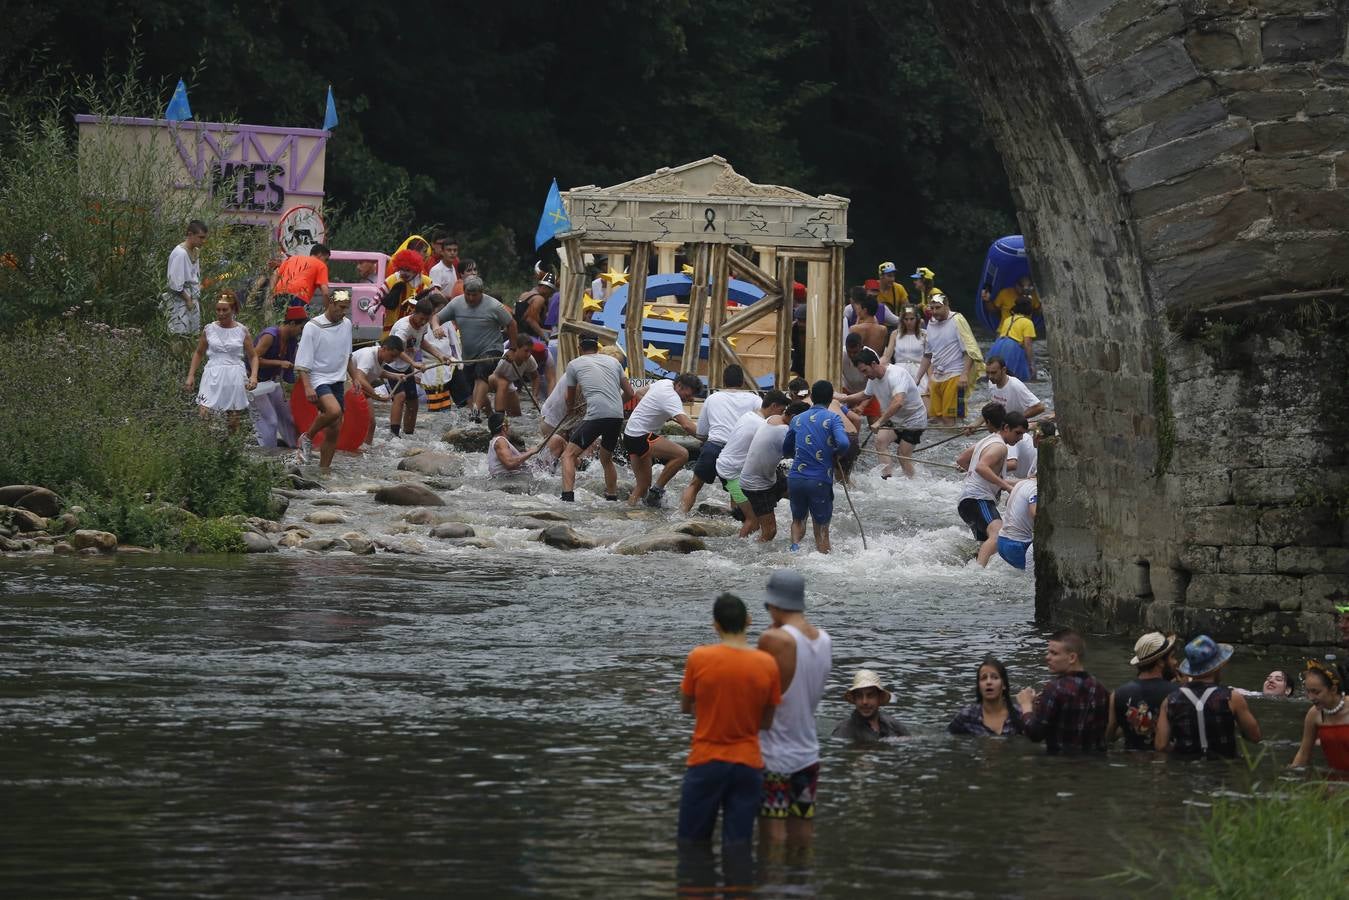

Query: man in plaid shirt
[1015,628,1110,753]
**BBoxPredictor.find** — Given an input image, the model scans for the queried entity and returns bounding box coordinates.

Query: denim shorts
[313,381,346,414]
[692,441,724,483]
[787,477,833,524]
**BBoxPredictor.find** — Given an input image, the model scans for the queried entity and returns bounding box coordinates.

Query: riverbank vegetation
[1115,778,1349,898]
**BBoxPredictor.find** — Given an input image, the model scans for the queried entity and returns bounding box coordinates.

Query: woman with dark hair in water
[1291,658,1349,772]
[948,656,1024,736]
[486,412,539,478]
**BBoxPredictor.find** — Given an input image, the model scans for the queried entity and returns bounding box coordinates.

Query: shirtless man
[849,292,890,357]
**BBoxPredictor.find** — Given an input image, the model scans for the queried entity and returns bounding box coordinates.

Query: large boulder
[0,536,33,552]
[398,451,464,477]
[304,510,349,525]
[0,506,48,533]
[277,531,308,549]
[535,525,597,550]
[301,536,349,552]
[374,483,445,507]
[0,486,63,518]
[441,425,493,453]
[339,532,375,555]
[69,529,118,553]
[430,523,476,539]
[673,520,740,538]
[241,532,276,553]
[614,531,707,556]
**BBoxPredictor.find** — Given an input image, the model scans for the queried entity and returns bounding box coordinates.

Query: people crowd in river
[678,572,1348,856]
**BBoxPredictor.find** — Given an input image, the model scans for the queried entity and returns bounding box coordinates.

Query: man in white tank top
[756,569,833,847]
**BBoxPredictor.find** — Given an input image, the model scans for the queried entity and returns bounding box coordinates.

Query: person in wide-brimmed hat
[831,669,908,742]
[1154,635,1262,759]
[1106,632,1178,751]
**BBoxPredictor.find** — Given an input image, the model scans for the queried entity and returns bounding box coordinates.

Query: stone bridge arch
[932,0,1348,644]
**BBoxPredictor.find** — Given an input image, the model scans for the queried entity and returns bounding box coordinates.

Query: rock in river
[430,523,476,539]
[0,506,48,533]
[441,425,493,453]
[69,529,118,553]
[374,483,445,507]
[535,525,597,550]
[397,452,464,477]
[241,532,276,553]
[613,531,706,556]
[0,485,63,518]
[305,510,349,525]
[672,520,740,538]
[403,508,464,525]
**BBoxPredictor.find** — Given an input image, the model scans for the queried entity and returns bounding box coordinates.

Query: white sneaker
[295,435,312,465]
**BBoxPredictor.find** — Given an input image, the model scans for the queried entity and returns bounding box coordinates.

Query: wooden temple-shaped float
[554,157,851,389]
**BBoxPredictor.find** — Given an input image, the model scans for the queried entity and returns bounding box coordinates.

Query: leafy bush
[0,323,279,549]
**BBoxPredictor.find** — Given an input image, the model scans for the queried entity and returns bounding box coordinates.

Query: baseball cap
[878,261,897,275]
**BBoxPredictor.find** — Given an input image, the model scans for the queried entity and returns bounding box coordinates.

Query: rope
[835,462,867,549]
[854,446,963,470]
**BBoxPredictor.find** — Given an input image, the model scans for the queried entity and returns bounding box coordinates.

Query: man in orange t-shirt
[273,244,331,309]
[678,593,781,847]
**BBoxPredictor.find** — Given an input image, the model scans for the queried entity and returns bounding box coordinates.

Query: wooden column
[680,243,711,376]
[654,241,678,302]
[776,255,795,388]
[826,245,846,386]
[558,237,585,372]
[755,246,776,272]
[804,260,829,383]
[625,241,650,374]
[705,244,730,388]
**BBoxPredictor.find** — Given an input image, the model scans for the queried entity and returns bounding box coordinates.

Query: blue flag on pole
[534,178,571,249]
[323,86,339,131]
[165,79,192,122]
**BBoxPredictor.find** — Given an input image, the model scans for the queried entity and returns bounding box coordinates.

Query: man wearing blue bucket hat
[1154,635,1262,759]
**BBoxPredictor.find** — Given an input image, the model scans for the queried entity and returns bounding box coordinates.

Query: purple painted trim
[74,115,330,137]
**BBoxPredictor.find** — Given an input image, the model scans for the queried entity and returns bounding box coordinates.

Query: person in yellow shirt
[909,266,944,313]
[988,295,1038,381]
[983,275,1042,326]
[875,261,909,312]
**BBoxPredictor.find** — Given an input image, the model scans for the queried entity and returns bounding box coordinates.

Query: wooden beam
[559,320,620,343]
[580,241,638,256]
[719,292,783,337]
[558,237,585,372]
[790,247,834,263]
[681,243,711,375]
[727,248,780,295]
[706,244,730,387]
[715,337,748,381]
[625,242,650,375]
[776,256,795,388]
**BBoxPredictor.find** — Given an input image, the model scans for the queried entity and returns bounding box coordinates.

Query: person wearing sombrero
[1154,635,1262,759]
[830,670,908,742]
[1105,632,1178,751]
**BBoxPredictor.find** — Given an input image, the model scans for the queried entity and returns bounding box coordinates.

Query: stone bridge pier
[933,0,1349,644]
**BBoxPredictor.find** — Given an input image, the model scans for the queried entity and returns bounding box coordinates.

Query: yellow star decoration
[680,264,695,275]
[642,303,657,319]
[602,268,629,287]
[582,293,604,314]
[643,343,670,364]
[669,308,689,323]
[726,336,738,348]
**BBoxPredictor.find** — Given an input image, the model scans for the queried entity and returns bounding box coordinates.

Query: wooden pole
[706,244,730,387]
[776,254,795,388]
[681,243,711,376]
[558,237,585,373]
[625,241,650,374]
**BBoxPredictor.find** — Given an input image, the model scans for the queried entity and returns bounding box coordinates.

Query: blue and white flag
[534,178,571,249]
[323,86,339,131]
[165,79,192,122]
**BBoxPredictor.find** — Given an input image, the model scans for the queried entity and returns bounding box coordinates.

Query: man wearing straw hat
[1105,632,1177,751]
[677,593,781,849]
[757,569,832,847]
[1154,635,1263,759]
[831,670,909,742]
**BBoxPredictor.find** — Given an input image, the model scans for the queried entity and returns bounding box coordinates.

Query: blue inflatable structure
[598,273,776,387]
[974,235,1044,333]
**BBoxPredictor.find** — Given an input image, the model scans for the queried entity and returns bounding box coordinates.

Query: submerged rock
[673,520,740,538]
[0,485,63,518]
[447,536,498,549]
[398,452,464,477]
[373,536,425,555]
[696,503,732,517]
[116,545,154,555]
[241,532,276,553]
[0,506,48,533]
[403,508,464,525]
[513,508,569,522]
[311,498,351,507]
[0,536,33,552]
[301,536,349,553]
[277,531,308,549]
[535,525,597,550]
[304,510,349,525]
[284,472,325,491]
[442,425,493,453]
[69,529,118,553]
[430,523,476,539]
[52,541,75,555]
[613,531,707,556]
[374,483,445,507]
[339,532,375,555]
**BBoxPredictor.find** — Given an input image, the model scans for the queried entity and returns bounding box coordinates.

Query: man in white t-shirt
[914,294,980,426]
[735,398,804,542]
[680,365,764,513]
[293,291,356,471]
[350,336,405,445]
[986,356,1046,419]
[993,473,1037,570]
[623,373,702,507]
[165,220,207,338]
[840,347,927,479]
[713,390,789,524]
[386,296,454,438]
[429,235,458,294]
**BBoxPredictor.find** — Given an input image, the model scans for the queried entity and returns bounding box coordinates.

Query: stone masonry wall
[932,0,1349,644]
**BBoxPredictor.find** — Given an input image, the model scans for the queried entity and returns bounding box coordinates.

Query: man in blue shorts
[781,380,851,553]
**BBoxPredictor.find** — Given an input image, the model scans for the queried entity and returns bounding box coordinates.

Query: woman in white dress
[885,304,928,396]
[185,291,259,433]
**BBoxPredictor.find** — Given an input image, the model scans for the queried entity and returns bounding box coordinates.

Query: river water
[0,369,1322,898]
